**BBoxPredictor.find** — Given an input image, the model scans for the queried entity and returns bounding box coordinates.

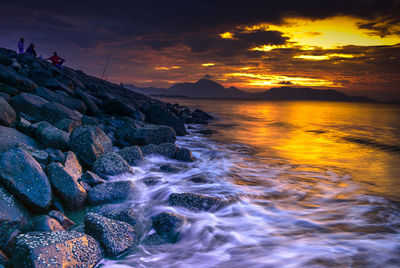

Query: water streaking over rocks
[101,123,400,267]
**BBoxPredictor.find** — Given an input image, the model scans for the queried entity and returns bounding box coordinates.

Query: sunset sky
[1,0,399,100]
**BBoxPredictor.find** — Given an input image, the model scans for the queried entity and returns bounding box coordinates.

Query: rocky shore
[0,46,219,267]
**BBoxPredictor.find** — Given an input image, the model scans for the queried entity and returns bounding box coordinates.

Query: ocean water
[100,100,400,268]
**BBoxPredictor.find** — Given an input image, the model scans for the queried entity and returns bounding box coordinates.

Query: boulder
[152,212,184,243]
[100,207,137,227]
[15,142,49,165]
[186,117,208,124]
[81,115,98,126]
[48,210,75,230]
[12,231,103,267]
[39,101,82,124]
[117,124,176,146]
[102,98,136,116]
[92,152,133,177]
[45,148,65,163]
[0,126,39,153]
[192,109,213,120]
[0,250,10,268]
[69,126,112,166]
[79,171,105,186]
[35,122,70,150]
[145,105,187,136]
[87,181,135,205]
[117,146,143,166]
[0,83,18,96]
[0,92,10,101]
[0,186,31,249]
[23,215,64,232]
[0,148,52,213]
[175,148,194,162]
[33,86,58,102]
[140,143,178,158]
[16,117,34,136]
[9,92,48,120]
[160,164,179,173]
[54,118,80,133]
[63,151,82,181]
[80,181,92,191]
[168,193,230,212]
[75,89,101,115]
[0,65,37,92]
[84,213,137,257]
[45,163,87,211]
[0,97,16,127]
[44,78,73,95]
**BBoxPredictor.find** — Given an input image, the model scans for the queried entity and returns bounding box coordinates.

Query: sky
[0,0,399,100]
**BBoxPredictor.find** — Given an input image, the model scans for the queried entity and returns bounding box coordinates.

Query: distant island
[125,79,376,103]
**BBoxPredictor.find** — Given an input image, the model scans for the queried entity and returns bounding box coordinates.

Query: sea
[98,99,400,268]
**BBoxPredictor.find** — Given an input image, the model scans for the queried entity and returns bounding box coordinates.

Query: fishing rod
[101,49,112,81]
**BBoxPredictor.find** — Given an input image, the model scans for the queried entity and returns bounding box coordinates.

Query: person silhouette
[25,43,37,57]
[46,52,65,70]
[17,38,24,54]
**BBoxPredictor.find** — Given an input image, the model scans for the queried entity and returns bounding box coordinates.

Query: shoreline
[0,46,215,267]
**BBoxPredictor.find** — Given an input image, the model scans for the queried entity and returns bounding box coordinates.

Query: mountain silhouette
[125,79,376,102]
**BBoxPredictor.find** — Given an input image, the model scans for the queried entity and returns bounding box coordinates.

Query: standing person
[25,43,37,57]
[17,38,24,54]
[46,52,65,69]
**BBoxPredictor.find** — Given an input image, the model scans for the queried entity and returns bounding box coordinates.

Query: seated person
[25,43,37,57]
[47,52,65,69]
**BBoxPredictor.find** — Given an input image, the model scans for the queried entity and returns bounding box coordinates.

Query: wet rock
[9,92,48,120]
[143,176,161,186]
[16,116,33,136]
[0,97,16,127]
[80,181,92,192]
[63,151,82,181]
[175,148,194,162]
[75,89,101,115]
[44,78,73,95]
[152,212,184,243]
[160,164,179,173]
[69,126,113,166]
[50,196,64,213]
[48,210,75,230]
[23,215,64,232]
[39,101,82,124]
[145,105,187,136]
[33,86,58,102]
[92,152,133,177]
[54,118,80,133]
[100,207,137,227]
[117,146,144,166]
[12,231,103,267]
[15,142,49,165]
[0,126,39,153]
[0,83,18,96]
[140,143,178,158]
[192,109,213,120]
[0,228,20,257]
[87,181,135,205]
[187,117,208,124]
[45,148,65,163]
[84,212,137,257]
[118,124,176,146]
[80,171,105,186]
[169,192,230,212]
[189,177,209,183]
[35,122,70,150]
[82,115,98,126]
[45,163,87,211]
[0,186,31,250]
[102,98,136,116]
[0,65,37,92]
[0,148,52,213]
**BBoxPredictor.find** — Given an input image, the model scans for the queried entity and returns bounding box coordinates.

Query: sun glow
[154,66,181,70]
[202,63,215,66]
[220,32,234,39]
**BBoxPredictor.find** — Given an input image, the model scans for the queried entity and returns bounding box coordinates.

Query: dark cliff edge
[0,46,213,267]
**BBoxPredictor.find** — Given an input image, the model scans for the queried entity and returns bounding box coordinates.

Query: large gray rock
[117,124,176,146]
[35,122,70,150]
[48,210,75,230]
[102,98,136,116]
[92,152,133,177]
[0,126,39,153]
[0,186,31,250]
[0,65,37,92]
[63,151,82,181]
[145,105,187,136]
[175,148,194,162]
[39,101,82,124]
[100,207,137,227]
[192,109,213,120]
[12,231,103,268]
[140,143,178,158]
[9,92,48,120]
[0,148,52,213]
[84,212,137,257]
[0,82,18,96]
[44,78,73,95]
[0,97,16,127]
[117,146,143,166]
[75,89,101,115]
[15,142,49,165]
[54,118,80,133]
[45,163,87,211]
[151,212,185,243]
[23,215,64,232]
[168,193,230,212]
[87,181,135,205]
[80,171,105,186]
[69,126,113,166]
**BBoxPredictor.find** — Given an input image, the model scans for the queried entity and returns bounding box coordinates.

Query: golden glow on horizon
[227,72,337,87]
[202,63,215,66]
[154,66,181,70]
[242,16,400,50]
[220,32,234,39]
[293,53,355,60]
